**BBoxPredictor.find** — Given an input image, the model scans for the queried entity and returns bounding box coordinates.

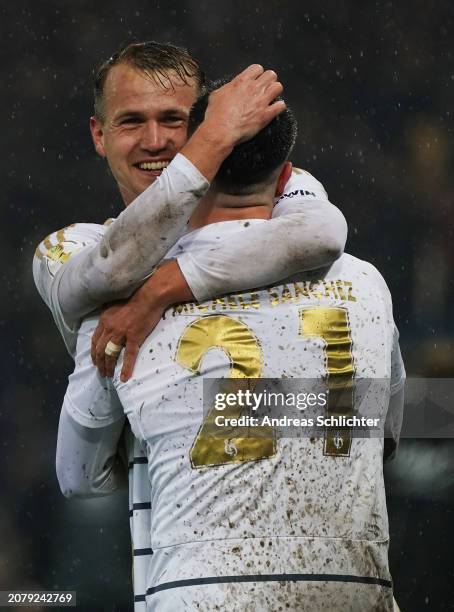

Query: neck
[188,190,273,229]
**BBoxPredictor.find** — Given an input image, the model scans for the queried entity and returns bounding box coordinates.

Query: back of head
[189,78,298,195]
[94,41,205,121]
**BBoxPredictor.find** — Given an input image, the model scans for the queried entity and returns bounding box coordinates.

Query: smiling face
[90,63,198,205]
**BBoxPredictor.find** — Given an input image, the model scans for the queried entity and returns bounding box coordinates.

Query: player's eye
[162,115,186,126]
[119,117,142,125]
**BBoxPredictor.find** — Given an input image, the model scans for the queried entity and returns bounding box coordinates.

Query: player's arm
[37,66,284,326]
[383,326,406,462]
[56,405,126,498]
[369,266,405,462]
[178,168,347,302]
[33,222,110,354]
[55,316,127,497]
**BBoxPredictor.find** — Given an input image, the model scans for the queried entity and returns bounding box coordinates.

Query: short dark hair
[94,41,205,121]
[189,79,297,195]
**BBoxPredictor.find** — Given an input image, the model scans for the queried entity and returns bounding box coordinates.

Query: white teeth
[138,161,170,171]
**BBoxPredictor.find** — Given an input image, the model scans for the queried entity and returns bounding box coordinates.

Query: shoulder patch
[35,224,75,260]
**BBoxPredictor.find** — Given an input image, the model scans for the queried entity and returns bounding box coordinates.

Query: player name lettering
[172,279,357,316]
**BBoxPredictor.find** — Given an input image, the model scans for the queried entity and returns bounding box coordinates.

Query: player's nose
[139,121,168,152]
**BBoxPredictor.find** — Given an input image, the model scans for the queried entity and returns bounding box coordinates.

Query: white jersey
[100,221,403,611]
[33,221,109,355]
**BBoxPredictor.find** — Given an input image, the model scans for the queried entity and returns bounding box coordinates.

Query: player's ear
[275,161,293,197]
[90,116,107,158]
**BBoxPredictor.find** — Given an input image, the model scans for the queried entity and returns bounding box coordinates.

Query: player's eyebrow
[157,107,190,119]
[112,107,189,122]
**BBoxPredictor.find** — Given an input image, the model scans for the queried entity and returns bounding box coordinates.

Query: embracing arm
[178,173,347,302]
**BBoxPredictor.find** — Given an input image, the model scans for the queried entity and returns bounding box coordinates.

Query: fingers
[256,69,278,87]
[94,331,124,378]
[262,79,283,100]
[238,64,264,80]
[262,99,287,123]
[93,329,110,378]
[104,338,124,379]
[120,341,140,383]
[239,65,283,113]
[91,323,104,365]
[237,66,279,93]
[205,63,284,149]
[256,82,284,119]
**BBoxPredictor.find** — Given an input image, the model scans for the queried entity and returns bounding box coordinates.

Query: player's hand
[204,65,285,146]
[180,66,285,184]
[91,292,165,382]
[91,260,193,381]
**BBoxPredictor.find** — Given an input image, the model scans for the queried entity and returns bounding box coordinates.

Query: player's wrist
[139,261,194,310]
[187,122,234,160]
[179,124,233,184]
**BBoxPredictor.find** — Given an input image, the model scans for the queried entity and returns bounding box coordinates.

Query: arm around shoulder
[178,170,348,302]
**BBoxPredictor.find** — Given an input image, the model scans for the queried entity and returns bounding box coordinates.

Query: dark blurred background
[1,1,453,610]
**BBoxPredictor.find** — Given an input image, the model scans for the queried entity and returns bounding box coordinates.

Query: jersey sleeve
[54,291,129,498]
[56,154,209,322]
[371,268,405,460]
[62,316,125,428]
[370,265,406,396]
[177,168,348,301]
[383,325,406,461]
[390,326,406,395]
[33,222,108,355]
[56,401,127,498]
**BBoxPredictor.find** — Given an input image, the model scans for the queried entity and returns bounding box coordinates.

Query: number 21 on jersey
[175,307,355,468]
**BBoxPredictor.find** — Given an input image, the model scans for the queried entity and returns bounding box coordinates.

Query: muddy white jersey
[109,220,404,610]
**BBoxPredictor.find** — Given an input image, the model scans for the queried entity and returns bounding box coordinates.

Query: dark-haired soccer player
[59,82,404,611]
